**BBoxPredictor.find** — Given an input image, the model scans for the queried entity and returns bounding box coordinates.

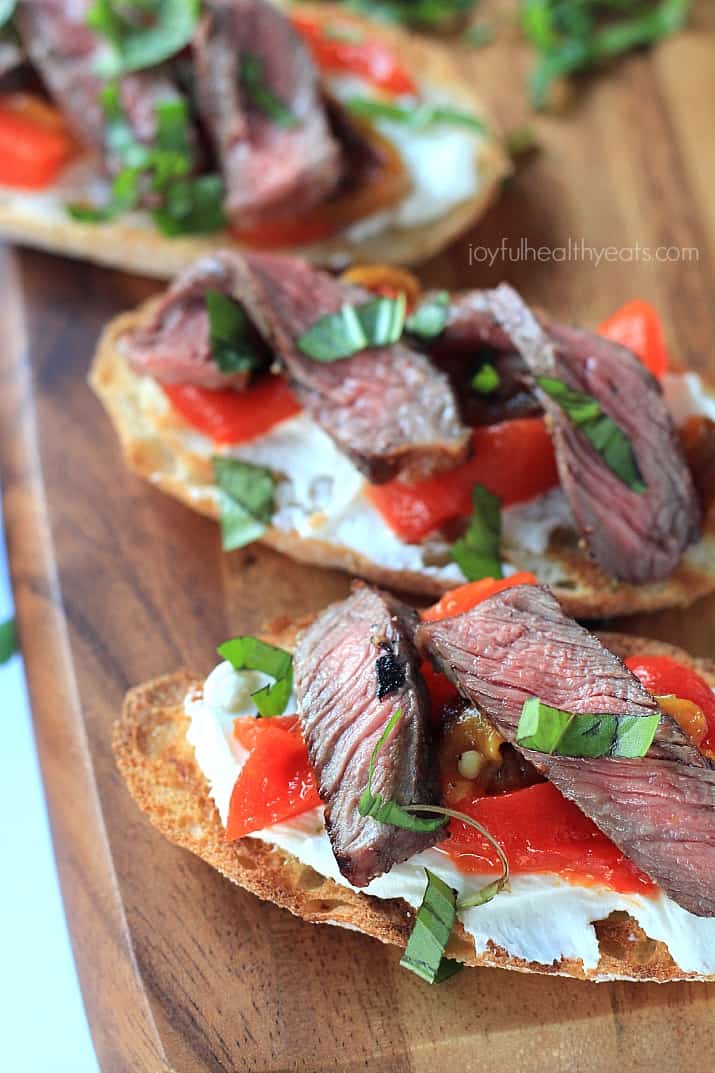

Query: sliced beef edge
[416,584,715,918]
[294,585,443,887]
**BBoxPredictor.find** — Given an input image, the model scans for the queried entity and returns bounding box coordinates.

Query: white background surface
[0,497,99,1073]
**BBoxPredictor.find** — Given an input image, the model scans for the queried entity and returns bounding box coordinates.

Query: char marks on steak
[193,0,342,227]
[440,284,699,584]
[417,584,715,917]
[226,251,471,481]
[295,586,442,887]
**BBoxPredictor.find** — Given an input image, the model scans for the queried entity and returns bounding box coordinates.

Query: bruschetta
[0,1,507,274]
[114,577,715,983]
[91,250,715,617]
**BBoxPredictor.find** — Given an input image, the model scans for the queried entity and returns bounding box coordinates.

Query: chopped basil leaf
[241,54,298,129]
[522,0,692,109]
[451,484,502,582]
[68,92,227,235]
[206,291,262,374]
[358,710,510,915]
[400,869,460,984]
[471,362,500,395]
[359,708,509,919]
[297,295,406,362]
[357,294,407,348]
[153,173,227,236]
[68,160,142,222]
[0,617,17,664]
[218,635,293,717]
[0,0,16,27]
[345,96,486,135]
[536,375,646,493]
[358,709,448,832]
[516,697,660,759]
[212,456,274,552]
[360,794,448,832]
[405,292,449,340]
[298,304,366,362]
[89,0,199,77]
[67,203,119,224]
[151,98,193,187]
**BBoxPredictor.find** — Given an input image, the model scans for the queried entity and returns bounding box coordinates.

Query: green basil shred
[450,484,502,582]
[68,90,227,235]
[240,54,298,129]
[471,363,500,395]
[218,636,293,717]
[345,96,486,134]
[0,0,16,27]
[297,295,406,362]
[358,707,509,983]
[516,697,660,759]
[212,456,275,552]
[206,291,263,374]
[405,292,449,340]
[0,617,17,664]
[536,375,646,493]
[153,173,227,236]
[521,0,693,109]
[400,870,462,984]
[88,0,199,77]
[359,709,447,832]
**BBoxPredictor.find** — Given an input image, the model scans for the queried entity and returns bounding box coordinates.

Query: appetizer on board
[114,577,715,983]
[0,0,507,274]
[91,251,715,617]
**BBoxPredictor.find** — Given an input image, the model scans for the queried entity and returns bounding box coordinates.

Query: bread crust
[0,4,508,276]
[113,627,715,982]
[90,306,715,616]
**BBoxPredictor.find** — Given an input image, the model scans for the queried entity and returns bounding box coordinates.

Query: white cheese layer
[326,76,484,239]
[143,368,715,584]
[185,666,715,977]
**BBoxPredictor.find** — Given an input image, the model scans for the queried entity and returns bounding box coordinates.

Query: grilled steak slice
[295,586,443,887]
[192,0,342,227]
[425,289,539,425]
[417,584,715,917]
[226,251,471,481]
[472,285,700,584]
[16,0,190,167]
[120,256,256,389]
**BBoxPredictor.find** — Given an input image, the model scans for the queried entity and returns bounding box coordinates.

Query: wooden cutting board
[2,5,715,1070]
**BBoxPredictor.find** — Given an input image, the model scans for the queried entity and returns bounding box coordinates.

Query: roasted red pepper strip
[226,716,322,839]
[291,13,418,95]
[421,573,538,623]
[442,783,656,894]
[598,299,670,378]
[0,95,75,189]
[367,419,558,544]
[163,375,302,445]
[625,655,715,754]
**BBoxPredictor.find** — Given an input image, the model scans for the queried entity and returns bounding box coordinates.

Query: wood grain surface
[2,3,715,1070]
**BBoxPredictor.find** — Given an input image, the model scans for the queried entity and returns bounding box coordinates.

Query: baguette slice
[0,4,508,277]
[90,306,715,618]
[113,622,715,982]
